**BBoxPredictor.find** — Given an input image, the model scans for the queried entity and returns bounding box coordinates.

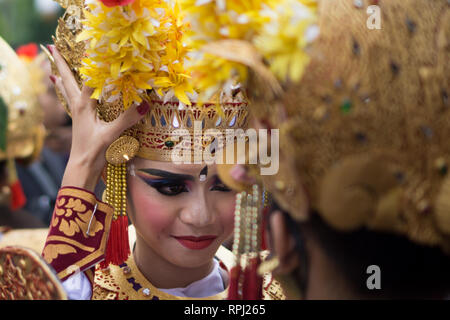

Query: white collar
[157,259,226,298]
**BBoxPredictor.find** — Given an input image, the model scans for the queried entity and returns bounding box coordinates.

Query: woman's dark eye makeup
[137,168,192,196]
[137,169,231,196]
[139,177,189,196]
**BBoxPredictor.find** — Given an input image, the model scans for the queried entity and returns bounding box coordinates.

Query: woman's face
[127,158,236,268]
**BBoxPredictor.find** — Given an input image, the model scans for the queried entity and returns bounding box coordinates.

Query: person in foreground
[188,0,450,299]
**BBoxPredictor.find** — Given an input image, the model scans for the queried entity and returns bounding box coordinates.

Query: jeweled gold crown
[0,37,45,162]
[135,98,248,161]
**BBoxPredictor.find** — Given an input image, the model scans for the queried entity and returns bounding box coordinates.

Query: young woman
[40,46,233,300]
[39,42,283,300]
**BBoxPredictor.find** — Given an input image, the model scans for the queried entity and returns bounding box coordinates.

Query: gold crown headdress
[49,0,249,266]
[0,37,45,210]
[184,0,450,254]
[0,38,45,163]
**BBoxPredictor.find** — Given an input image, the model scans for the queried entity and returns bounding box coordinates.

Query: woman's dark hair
[300,212,450,299]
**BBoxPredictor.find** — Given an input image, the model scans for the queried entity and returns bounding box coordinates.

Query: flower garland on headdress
[77,0,194,109]
[180,0,318,97]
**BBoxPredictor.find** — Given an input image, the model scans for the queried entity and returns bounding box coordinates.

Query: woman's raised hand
[48,45,150,192]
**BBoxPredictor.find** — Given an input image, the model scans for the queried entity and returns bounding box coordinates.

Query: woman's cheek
[130,183,175,235]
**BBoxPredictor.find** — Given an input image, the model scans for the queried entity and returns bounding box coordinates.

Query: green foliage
[0,0,62,48]
[0,96,8,151]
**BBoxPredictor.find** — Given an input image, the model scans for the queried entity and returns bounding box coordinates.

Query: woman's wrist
[61,157,103,192]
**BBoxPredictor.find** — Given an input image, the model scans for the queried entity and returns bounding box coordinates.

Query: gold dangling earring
[101,134,139,268]
[100,162,130,268]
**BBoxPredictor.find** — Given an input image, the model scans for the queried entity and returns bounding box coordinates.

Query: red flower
[98,0,135,7]
[16,43,39,61]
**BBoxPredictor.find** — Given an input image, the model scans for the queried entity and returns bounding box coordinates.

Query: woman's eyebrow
[137,168,195,181]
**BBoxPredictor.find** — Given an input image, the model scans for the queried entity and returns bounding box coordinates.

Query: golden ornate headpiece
[50,0,249,163]
[0,37,45,210]
[49,0,249,266]
[0,37,45,163]
[186,0,450,253]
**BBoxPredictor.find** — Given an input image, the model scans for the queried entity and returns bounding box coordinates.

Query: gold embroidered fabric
[42,187,113,281]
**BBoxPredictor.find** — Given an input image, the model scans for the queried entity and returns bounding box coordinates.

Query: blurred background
[0,0,62,48]
[0,0,71,229]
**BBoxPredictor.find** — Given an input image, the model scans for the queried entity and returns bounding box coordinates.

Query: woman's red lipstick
[173,235,217,250]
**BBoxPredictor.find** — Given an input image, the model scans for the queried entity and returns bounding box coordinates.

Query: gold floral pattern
[42,244,76,264]
[52,197,103,238]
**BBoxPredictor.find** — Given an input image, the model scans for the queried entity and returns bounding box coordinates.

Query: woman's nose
[179,193,216,228]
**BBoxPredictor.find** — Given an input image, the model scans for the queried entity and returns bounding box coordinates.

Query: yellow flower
[77,0,194,108]
[110,71,153,108]
[189,54,247,101]
[131,0,163,16]
[255,0,318,82]
[181,0,318,90]
[79,60,109,99]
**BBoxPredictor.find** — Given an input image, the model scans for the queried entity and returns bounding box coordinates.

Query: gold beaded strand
[106,162,128,219]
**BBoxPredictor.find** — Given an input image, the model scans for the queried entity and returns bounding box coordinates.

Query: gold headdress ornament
[0,38,45,162]
[0,37,45,210]
[48,0,249,267]
[184,0,450,253]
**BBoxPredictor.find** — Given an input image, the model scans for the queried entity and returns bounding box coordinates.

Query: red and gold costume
[42,187,112,281]
[37,185,284,299]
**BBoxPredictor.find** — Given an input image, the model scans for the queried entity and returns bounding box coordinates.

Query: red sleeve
[41,187,113,281]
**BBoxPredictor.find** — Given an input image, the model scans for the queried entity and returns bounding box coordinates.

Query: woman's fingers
[81,85,96,110]
[108,100,151,137]
[49,45,81,103]
[51,75,70,106]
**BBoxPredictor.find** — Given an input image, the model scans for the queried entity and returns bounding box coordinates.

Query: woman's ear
[268,210,301,275]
